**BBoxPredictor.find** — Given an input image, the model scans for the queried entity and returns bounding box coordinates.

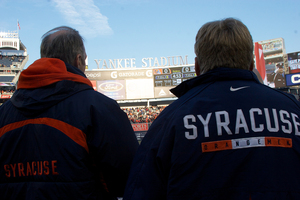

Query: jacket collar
[17,58,92,89]
[170,67,261,97]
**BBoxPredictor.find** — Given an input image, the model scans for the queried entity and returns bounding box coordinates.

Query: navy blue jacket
[0,58,139,199]
[124,67,300,200]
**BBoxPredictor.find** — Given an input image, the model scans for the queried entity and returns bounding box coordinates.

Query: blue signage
[286,73,300,86]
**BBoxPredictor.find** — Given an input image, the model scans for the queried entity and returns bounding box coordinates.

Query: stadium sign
[111,70,153,79]
[288,51,300,74]
[85,69,153,80]
[286,73,300,86]
[0,94,12,99]
[94,55,189,69]
[132,123,149,132]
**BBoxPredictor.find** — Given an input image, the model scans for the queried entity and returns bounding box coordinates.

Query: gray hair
[194,18,253,74]
[40,26,86,66]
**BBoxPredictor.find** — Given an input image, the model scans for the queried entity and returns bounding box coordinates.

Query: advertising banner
[1,94,12,99]
[85,69,152,80]
[256,38,286,88]
[132,123,150,142]
[126,79,154,99]
[86,69,154,100]
[286,73,300,86]
[288,51,300,74]
[97,80,126,100]
[154,87,174,98]
[132,123,149,132]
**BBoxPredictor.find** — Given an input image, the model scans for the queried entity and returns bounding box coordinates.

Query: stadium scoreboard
[85,64,196,101]
[153,66,196,87]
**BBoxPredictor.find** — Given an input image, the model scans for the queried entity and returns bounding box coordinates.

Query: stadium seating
[122,105,166,124]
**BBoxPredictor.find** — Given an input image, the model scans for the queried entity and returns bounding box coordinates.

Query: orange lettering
[10,164,16,177]
[37,161,43,175]
[26,162,32,176]
[18,163,25,177]
[32,162,36,175]
[265,137,292,148]
[202,140,232,152]
[51,160,58,175]
[4,164,10,178]
[43,161,49,175]
[5,160,58,177]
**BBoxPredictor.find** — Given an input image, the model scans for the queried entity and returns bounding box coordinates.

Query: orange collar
[17,58,92,89]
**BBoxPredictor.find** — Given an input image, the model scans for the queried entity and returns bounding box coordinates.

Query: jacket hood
[170,67,261,97]
[11,58,93,117]
[17,58,92,89]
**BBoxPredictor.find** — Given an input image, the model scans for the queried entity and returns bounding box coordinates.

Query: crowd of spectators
[1,89,15,94]
[9,55,24,62]
[0,54,24,61]
[0,55,24,69]
[122,105,167,123]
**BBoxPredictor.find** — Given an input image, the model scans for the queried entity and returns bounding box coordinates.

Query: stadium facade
[86,38,300,105]
[0,30,28,105]
[85,59,195,107]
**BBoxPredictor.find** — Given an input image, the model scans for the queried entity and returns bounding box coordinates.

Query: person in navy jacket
[0,26,139,199]
[124,18,300,200]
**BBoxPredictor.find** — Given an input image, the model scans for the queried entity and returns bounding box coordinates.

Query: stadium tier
[0,76,15,82]
[0,30,28,105]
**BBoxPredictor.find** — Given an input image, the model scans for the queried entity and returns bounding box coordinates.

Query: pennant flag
[254,42,267,83]
[17,21,21,30]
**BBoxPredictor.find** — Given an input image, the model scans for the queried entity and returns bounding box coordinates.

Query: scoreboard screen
[288,51,300,74]
[153,66,196,87]
[153,65,196,98]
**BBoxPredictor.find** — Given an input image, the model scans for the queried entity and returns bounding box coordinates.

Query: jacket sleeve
[87,98,139,197]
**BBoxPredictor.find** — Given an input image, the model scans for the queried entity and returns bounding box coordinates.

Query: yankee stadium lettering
[94,55,189,69]
[183,108,300,139]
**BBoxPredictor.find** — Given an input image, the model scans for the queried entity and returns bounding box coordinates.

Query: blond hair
[194,18,253,74]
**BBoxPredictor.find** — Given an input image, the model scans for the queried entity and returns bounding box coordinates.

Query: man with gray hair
[0,26,139,199]
[124,18,300,199]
